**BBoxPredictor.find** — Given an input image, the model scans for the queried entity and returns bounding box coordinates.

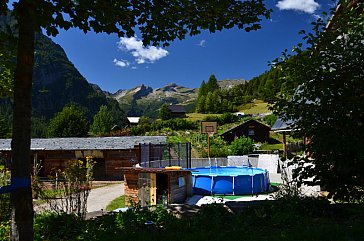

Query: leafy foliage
[5,200,360,240]
[47,105,89,137]
[0,113,10,138]
[2,0,271,239]
[0,15,16,98]
[131,118,198,135]
[202,112,238,125]
[90,105,114,136]
[272,3,364,202]
[37,157,94,219]
[263,114,278,127]
[229,136,254,155]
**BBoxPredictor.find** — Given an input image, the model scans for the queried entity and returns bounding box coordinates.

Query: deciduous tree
[1,0,270,239]
[47,105,89,137]
[272,2,364,202]
[90,105,114,136]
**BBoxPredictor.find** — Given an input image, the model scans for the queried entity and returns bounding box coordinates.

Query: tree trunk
[10,1,35,240]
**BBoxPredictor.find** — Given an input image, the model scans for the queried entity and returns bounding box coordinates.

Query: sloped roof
[168,105,186,113]
[271,118,295,132]
[0,136,167,151]
[220,119,271,136]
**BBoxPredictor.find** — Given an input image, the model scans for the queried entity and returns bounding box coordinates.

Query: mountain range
[1,14,247,130]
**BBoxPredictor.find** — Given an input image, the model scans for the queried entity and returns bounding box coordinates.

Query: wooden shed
[121,167,192,206]
[220,119,271,143]
[0,136,166,180]
[168,105,187,119]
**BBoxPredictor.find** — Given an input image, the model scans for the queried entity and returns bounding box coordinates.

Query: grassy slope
[239,99,270,114]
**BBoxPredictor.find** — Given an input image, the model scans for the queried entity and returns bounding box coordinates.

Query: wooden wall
[124,172,139,206]
[33,148,140,180]
[169,172,192,204]
[222,120,271,143]
[123,170,192,207]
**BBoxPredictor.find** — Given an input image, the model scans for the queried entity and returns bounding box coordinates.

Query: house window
[248,126,255,136]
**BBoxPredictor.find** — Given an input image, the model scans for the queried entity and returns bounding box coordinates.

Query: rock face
[112,80,247,118]
[31,34,126,123]
[113,83,198,118]
[0,13,127,131]
[1,15,248,123]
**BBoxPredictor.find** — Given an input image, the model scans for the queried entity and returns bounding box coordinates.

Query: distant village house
[220,119,271,143]
[168,105,186,119]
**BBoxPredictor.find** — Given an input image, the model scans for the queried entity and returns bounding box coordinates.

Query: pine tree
[206,74,220,92]
[196,80,207,113]
[204,92,214,113]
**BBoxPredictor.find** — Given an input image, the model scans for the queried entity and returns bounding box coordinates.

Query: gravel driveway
[87,182,124,213]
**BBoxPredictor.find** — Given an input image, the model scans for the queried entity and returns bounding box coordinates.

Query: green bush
[263,114,277,127]
[34,213,84,241]
[15,200,364,240]
[229,136,254,155]
[116,205,177,230]
[0,221,10,241]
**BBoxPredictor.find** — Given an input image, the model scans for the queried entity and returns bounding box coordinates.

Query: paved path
[87,182,124,213]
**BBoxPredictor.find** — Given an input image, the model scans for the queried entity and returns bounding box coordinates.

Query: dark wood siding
[221,119,271,143]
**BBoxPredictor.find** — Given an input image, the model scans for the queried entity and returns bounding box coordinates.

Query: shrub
[229,136,254,155]
[263,114,277,127]
[34,212,84,241]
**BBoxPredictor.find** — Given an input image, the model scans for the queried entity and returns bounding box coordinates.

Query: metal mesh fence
[140,143,191,168]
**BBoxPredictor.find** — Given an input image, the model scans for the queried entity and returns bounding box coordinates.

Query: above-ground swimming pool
[190,166,270,195]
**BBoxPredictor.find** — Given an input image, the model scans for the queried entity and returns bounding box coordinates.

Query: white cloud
[117,36,169,64]
[276,0,320,14]
[197,40,207,47]
[113,58,130,68]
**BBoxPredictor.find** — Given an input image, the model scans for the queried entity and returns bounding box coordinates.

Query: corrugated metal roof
[271,118,295,132]
[0,136,167,151]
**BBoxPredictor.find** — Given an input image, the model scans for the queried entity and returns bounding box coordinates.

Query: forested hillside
[0,15,127,137]
[195,67,290,114]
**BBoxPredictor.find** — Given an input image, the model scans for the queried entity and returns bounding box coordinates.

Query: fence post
[178,143,180,166]
[168,144,171,167]
[149,143,151,168]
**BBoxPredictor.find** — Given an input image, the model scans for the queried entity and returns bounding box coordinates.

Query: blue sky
[47,0,335,93]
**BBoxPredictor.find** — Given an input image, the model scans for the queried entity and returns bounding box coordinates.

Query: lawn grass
[186,113,221,121]
[239,99,270,114]
[105,195,125,211]
[260,143,283,150]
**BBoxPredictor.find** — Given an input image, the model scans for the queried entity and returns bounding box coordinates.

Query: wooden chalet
[121,167,192,206]
[0,136,166,180]
[168,105,186,119]
[220,119,271,143]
